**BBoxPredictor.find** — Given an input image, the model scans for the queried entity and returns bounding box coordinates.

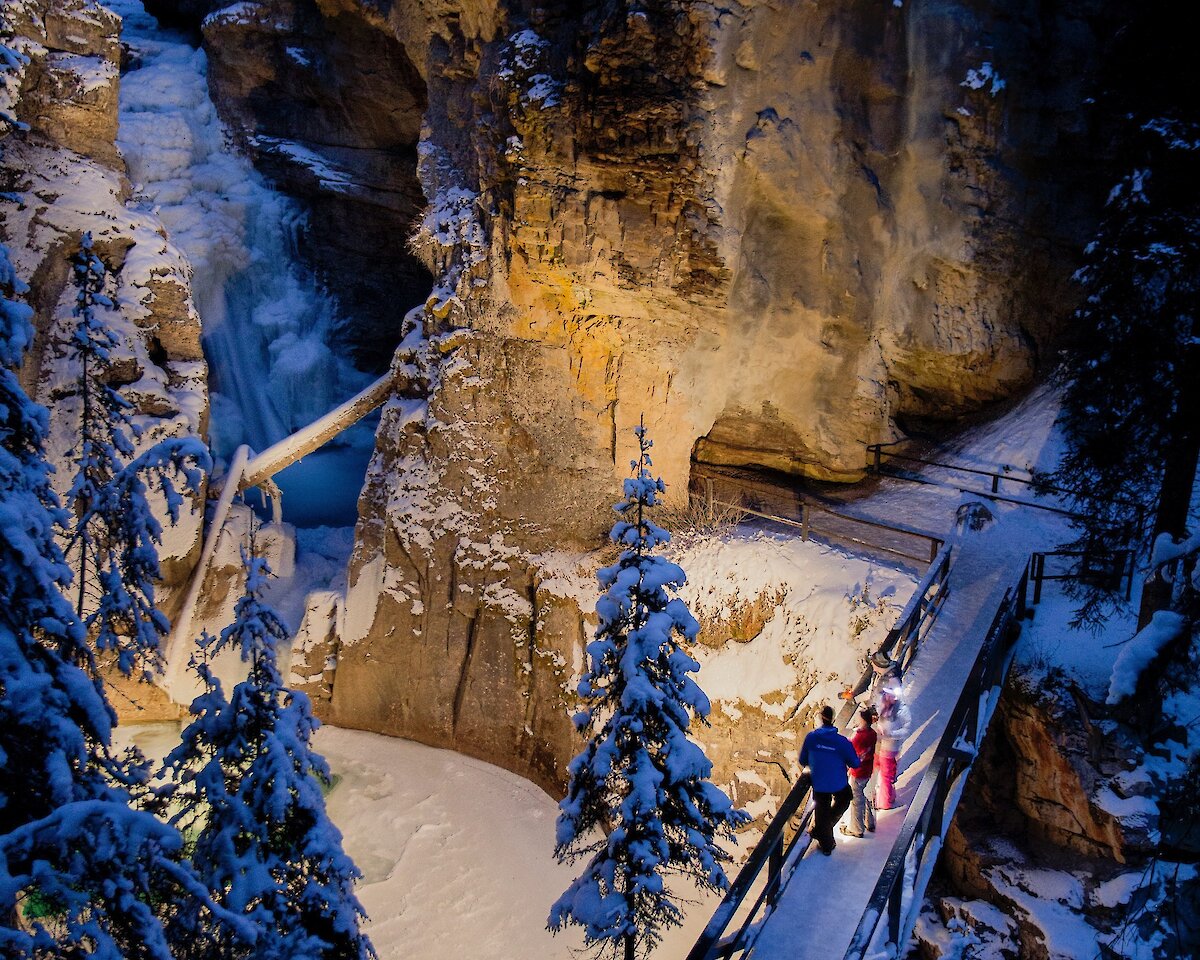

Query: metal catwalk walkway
[688,474,1076,960]
[751,535,1031,959]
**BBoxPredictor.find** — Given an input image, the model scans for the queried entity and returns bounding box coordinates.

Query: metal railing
[685,542,954,960]
[865,442,1147,532]
[841,559,1028,958]
[865,443,1078,518]
[695,475,944,567]
[866,441,1046,496]
[1029,548,1134,604]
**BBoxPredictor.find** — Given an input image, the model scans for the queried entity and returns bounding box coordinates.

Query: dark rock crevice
[180,0,433,371]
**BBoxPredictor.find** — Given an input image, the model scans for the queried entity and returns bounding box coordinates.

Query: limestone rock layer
[1,0,210,719]
[193,0,1127,791]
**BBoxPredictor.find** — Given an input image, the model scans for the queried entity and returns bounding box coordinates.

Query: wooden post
[801,503,810,541]
[706,478,714,521]
[991,473,1000,494]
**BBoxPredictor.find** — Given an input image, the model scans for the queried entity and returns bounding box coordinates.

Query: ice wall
[112,0,375,527]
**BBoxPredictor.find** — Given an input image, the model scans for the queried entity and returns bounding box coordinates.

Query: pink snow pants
[875,750,898,810]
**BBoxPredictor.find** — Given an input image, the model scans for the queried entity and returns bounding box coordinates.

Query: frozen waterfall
[112,0,377,528]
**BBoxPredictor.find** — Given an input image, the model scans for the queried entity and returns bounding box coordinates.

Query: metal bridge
[685,448,1121,960]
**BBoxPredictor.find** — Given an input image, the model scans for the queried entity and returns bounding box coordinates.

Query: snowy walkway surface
[750,526,1039,960]
[747,390,1076,960]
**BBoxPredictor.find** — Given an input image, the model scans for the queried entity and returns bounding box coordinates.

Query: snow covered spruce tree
[1049,126,1200,628]
[549,424,748,960]
[0,243,193,958]
[65,233,208,678]
[1043,9,1200,630]
[159,547,375,960]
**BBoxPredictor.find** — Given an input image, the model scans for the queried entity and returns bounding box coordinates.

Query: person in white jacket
[873,677,911,810]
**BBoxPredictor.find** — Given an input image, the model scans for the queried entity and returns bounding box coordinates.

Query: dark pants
[812,785,853,851]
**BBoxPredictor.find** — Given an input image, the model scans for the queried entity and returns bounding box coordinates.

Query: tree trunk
[1138,340,1200,628]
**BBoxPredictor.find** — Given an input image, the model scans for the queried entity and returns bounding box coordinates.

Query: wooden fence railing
[694,474,943,567]
[684,543,953,960]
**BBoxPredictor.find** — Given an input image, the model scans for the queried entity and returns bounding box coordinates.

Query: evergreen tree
[66,233,208,677]
[549,424,748,960]
[160,548,375,960]
[0,243,188,959]
[1047,15,1200,628]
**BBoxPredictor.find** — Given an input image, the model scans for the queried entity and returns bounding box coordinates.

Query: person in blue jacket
[799,704,862,855]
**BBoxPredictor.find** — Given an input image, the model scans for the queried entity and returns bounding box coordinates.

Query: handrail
[865,443,1145,530]
[694,472,943,566]
[685,542,954,960]
[866,444,1042,493]
[1029,548,1134,604]
[841,559,1029,959]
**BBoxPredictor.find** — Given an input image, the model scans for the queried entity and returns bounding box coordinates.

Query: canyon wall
[920,669,1199,959]
[1,0,208,718]
[194,0,1128,792]
[5,0,1133,794]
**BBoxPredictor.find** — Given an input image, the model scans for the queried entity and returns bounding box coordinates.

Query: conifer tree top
[550,422,748,960]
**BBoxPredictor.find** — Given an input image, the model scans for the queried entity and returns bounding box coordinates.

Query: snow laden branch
[550,423,749,960]
[1,240,193,959]
[65,233,210,679]
[159,551,376,960]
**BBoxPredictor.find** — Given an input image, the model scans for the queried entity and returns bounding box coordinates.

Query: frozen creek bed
[123,724,717,959]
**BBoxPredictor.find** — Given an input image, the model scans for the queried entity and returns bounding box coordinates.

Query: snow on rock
[671,528,911,714]
[1106,610,1187,704]
[914,897,1016,960]
[961,62,1006,96]
[201,1,291,32]
[983,862,1098,960]
[0,0,208,596]
[654,526,913,818]
[408,138,487,315]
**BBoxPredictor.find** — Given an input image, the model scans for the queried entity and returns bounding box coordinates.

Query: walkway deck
[749,527,1032,959]
[732,432,1076,959]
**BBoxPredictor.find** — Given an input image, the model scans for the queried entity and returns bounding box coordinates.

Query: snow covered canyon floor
[129,526,919,959]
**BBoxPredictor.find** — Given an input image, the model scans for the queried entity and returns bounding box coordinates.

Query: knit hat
[820,705,835,724]
[870,650,895,673]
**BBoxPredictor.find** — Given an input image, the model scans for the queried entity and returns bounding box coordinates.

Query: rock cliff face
[192,0,432,368]
[924,674,1190,959]
[235,0,1128,792]
[1,0,208,719]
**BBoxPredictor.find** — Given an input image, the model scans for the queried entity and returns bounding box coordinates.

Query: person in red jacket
[842,706,877,838]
